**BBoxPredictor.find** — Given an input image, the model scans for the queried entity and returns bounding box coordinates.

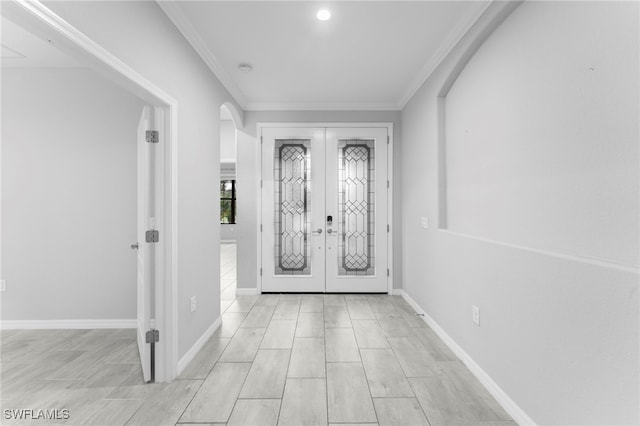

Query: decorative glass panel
[274,140,311,275]
[338,139,375,275]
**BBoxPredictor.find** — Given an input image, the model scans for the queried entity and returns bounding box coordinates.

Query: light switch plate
[190,296,197,312]
[472,305,480,326]
[420,216,429,229]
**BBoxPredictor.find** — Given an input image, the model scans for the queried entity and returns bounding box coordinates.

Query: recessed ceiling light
[316,9,331,21]
[238,63,253,73]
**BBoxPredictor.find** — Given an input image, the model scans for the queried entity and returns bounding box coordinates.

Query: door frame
[256,122,394,294]
[5,0,179,382]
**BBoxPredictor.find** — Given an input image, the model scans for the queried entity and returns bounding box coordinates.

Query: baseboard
[0,319,137,330]
[177,316,222,376]
[400,291,536,426]
[235,288,260,296]
[390,288,405,296]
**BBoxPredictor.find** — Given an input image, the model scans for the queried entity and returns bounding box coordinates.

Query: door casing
[256,122,394,294]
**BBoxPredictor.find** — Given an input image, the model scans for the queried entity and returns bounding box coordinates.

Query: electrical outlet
[0,280,5,292]
[420,216,429,229]
[472,305,480,326]
[190,296,197,313]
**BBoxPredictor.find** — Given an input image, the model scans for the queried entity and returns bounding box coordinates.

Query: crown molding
[157,1,248,108]
[398,0,492,109]
[158,0,491,112]
[244,101,401,112]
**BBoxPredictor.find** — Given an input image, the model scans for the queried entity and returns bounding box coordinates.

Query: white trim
[236,288,260,296]
[390,289,404,296]
[256,123,264,294]
[1,319,137,330]
[400,291,536,426]
[220,239,237,244]
[256,122,395,295]
[245,101,400,111]
[258,122,394,129]
[440,230,639,274]
[8,0,180,382]
[157,2,248,109]
[387,123,394,294]
[176,316,222,376]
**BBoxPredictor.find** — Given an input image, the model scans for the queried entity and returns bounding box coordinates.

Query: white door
[261,126,388,293]
[261,128,326,292]
[325,128,388,292]
[136,106,153,382]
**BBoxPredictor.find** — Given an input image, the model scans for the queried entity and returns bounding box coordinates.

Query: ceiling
[1,16,83,68]
[159,1,490,111]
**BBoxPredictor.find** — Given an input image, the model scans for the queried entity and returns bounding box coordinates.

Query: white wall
[1,68,144,321]
[45,1,244,358]
[445,2,638,267]
[236,110,402,291]
[220,120,236,163]
[401,2,638,425]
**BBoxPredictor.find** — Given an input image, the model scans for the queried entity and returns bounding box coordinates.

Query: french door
[261,126,389,293]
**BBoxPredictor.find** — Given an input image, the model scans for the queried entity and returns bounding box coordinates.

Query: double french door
[261,126,389,293]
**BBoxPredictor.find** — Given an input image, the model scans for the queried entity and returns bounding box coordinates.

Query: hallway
[0,296,515,426]
[189,291,515,425]
[0,242,515,425]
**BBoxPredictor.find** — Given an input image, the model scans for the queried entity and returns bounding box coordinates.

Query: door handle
[311,228,323,234]
[131,243,139,250]
[326,229,333,234]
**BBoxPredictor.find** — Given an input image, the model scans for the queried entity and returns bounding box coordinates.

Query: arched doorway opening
[219,103,240,312]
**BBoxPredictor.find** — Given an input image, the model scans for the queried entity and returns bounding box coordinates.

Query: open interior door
[136,106,152,382]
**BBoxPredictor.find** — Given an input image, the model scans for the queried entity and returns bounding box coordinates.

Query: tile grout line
[222,296,270,423]
[360,297,381,425]
[275,297,301,425]
[324,299,330,425]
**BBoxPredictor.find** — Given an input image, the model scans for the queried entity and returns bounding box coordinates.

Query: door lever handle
[131,243,139,250]
[311,228,323,234]
[326,229,333,234]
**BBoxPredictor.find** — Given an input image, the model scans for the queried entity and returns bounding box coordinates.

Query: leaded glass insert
[338,139,375,276]
[274,139,311,275]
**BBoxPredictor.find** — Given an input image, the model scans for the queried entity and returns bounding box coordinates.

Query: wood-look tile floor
[0,244,517,426]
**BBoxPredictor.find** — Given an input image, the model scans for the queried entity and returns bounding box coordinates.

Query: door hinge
[387,224,390,232]
[387,180,390,189]
[146,130,159,144]
[145,229,159,243]
[145,329,159,343]
[387,268,390,277]
[260,267,263,276]
[387,135,390,144]
[260,179,263,188]
[260,224,263,232]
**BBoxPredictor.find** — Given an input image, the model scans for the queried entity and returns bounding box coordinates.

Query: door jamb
[256,122,394,295]
[6,0,179,382]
